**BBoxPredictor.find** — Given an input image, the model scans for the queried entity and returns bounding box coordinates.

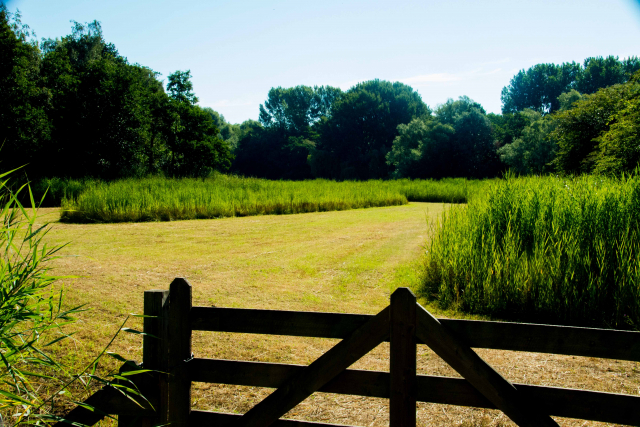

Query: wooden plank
[168,278,192,427]
[415,304,559,427]
[235,306,390,427]
[188,359,390,395]
[389,288,416,426]
[190,410,354,426]
[191,306,372,339]
[142,289,170,425]
[191,306,640,361]
[444,319,640,362]
[188,358,640,425]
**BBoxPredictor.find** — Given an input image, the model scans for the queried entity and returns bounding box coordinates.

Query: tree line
[1,8,231,180]
[2,7,639,181]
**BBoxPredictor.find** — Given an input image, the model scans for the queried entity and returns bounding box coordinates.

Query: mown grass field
[37,202,640,427]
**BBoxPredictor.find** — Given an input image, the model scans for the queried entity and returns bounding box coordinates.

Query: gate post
[390,288,417,427]
[143,289,170,425]
[168,278,193,427]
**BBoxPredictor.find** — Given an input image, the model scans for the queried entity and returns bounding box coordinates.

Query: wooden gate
[58,277,640,426]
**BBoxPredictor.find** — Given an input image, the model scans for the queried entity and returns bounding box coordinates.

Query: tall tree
[551,81,636,174]
[387,97,499,179]
[313,79,430,179]
[577,56,640,94]
[497,110,558,175]
[592,72,640,175]
[0,6,50,176]
[167,70,198,104]
[40,20,163,178]
[164,70,232,177]
[258,85,342,136]
[501,62,581,114]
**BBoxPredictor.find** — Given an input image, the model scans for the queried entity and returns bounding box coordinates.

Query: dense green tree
[164,71,231,177]
[387,97,500,179]
[258,85,342,136]
[1,12,233,180]
[40,21,165,178]
[0,6,50,176]
[551,81,637,174]
[233,85,341,179]
[501,62,581,114]
[502,57,639,115]
[577,56,640,94]
[386,117,432,178]
[313,79,430,179]
[592,74,640,175]
[557,89,583,111]
[204,108,241,150]
[167,70,198,104]
[487,111,531,147]
[497,110,557,174]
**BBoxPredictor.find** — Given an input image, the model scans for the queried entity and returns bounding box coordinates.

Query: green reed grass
[57,175,483,223]
[32,177,97,207]
[392,178,487,203]
[422,174,640,329]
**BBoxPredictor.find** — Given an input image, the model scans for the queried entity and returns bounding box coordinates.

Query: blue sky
[5,0,640,124]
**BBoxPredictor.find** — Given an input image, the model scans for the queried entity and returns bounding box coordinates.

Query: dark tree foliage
[233,85,342,179]
[577,56,640,95]
[312,79,430,180]
[551,79,638,175]
[388,97,501,179]
[501,62,581,114]
[0,11,232,180]
[167,70,198,104]
[501,56,639,115]
[593,77,640,175]
[164,96,232,177]
[487,112,532,146]
[0,6,51,175]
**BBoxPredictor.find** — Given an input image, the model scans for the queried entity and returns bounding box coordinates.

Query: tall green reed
[422,174,640,329]
[0,171,152,425]
[59,175,481,223]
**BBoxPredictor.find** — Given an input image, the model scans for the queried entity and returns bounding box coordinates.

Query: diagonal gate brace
[234,306,391,427]
[415,303,559,427]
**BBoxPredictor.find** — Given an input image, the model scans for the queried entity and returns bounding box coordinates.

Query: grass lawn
[38,203,639,427]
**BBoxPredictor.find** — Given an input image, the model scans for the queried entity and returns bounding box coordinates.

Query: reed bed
[56,175,481,223]
[421,174,640,329]
[392,177,487,203]
[58,176,404,223]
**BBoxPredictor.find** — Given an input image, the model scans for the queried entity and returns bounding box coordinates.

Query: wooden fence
[57,278,640,427]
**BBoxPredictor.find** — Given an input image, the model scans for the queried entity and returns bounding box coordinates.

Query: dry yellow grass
[36,203,640,427]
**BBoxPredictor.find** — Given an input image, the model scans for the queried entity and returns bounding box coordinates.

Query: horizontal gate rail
[192,306,640,361]
[188,358,640,425]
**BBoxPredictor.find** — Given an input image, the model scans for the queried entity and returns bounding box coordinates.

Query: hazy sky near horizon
[5,0,640,124]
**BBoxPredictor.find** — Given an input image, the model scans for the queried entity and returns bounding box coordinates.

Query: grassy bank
[421,174,640,329]
[56,175,483,223]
